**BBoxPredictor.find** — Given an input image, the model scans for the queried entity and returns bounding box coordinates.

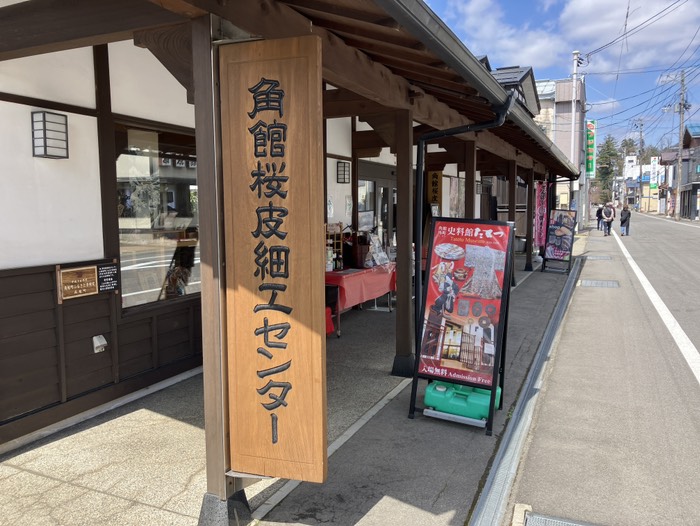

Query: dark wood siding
[0,269,60,422]
[118,319,154,379]
[0,265,202,443]
[158,309,193,365]
[63,295,114,398]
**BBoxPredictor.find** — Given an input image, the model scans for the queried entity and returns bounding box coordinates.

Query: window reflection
[115,125,200,308]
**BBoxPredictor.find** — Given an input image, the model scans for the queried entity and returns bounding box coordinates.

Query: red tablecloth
[325,263,396,312]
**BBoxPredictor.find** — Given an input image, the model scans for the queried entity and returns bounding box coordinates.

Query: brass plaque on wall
[59,266,98,302]
[220,36,327,483]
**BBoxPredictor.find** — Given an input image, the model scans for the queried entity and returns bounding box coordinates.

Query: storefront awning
[0,0,578,179]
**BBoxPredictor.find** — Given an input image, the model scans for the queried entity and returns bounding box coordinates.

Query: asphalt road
[506,213,700,526]
[621,213,700,350]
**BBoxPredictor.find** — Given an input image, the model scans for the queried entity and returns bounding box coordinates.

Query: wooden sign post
[219,36,327,483]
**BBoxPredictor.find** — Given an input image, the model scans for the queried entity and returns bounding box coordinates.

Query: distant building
[534,78,586,216]
[491,66,540,117]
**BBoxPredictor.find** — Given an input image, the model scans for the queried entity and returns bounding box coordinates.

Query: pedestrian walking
[602,202,615,236]
[620,205,630,236]
[596,205,604,230]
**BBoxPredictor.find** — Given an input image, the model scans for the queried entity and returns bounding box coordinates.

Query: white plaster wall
[1,102,103,270]
[363,147,397,166]
[326,118,351,157]
[0,47,96,107]
[109,41,195,128]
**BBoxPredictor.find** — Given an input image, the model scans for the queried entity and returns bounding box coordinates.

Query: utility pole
[675,70,686,221]
[637,121,644,211]
[571,50,580,222]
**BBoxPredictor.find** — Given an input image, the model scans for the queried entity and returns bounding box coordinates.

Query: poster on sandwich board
[412,218,514,434]
[542,209,576,273]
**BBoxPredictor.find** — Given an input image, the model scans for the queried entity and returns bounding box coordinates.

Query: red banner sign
[534,181,547,247]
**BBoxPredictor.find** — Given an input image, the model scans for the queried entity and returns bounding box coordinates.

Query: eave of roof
[372,0,577,178]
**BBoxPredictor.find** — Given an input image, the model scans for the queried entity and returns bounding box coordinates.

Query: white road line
[639,213,700,228]
[614,232,700,386]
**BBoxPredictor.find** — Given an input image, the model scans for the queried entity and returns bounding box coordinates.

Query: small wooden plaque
[59,266,98,302]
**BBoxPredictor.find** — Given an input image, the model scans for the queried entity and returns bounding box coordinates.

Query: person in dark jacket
[596,205,604,230]
[602,203,615,236]
[620,205,631,236]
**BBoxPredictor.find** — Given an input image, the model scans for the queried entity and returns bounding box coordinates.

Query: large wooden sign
[219,36,327,482]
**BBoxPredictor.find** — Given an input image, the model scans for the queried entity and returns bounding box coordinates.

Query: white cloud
[444,0,568,71]
[442,0,700,79]
[588,97,621,112]
[538,0,559,12]
[560,0,700,74]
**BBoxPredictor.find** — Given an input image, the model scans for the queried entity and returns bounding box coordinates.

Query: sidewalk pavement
[505,221,700,526]
[0,250,574,526]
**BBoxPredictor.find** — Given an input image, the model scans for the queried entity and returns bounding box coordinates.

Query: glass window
[115,124,199,308]
[357,179,375,211]
[357,179,376,233]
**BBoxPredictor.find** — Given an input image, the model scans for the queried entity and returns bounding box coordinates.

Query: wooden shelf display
[326,222,343,270]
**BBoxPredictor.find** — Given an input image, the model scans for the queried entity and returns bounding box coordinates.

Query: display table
[324,263,396,337]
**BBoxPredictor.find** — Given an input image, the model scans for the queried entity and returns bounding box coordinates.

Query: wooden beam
[323,89,386,119]
[338,33,441,66]
[352,129,389,150]
[362,113,397,150]
[425,151,456,168]
[183,0,544,171]
[0,0,187,61]
[282,0,394,25]
[147,0,207,17]
[289,7,418,48]
[354,147,383,158]
[185,1,469,132]
[134,23,194,104]
[477,148,509,170]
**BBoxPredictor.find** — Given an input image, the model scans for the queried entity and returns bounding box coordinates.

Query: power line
[586,65,696,76]
[590,66,700,129]
[610,0,632,116]
[585,0,687,57]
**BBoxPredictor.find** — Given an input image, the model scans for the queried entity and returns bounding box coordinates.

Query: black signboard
[542,209,577,274]
[97,263,119,293]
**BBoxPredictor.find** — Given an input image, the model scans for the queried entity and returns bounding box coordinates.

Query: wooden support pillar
[508,160,517,223]
[351,119,359,233]
[507,161,517,286]
[191,15,235,503]
[391,109,415,377]
[524,169,535,271]
[464,140,476,219]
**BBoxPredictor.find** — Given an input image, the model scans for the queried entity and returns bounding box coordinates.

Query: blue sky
[426,0,700,151]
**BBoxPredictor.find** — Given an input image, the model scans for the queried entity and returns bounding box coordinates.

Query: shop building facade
[0,0,578,512]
